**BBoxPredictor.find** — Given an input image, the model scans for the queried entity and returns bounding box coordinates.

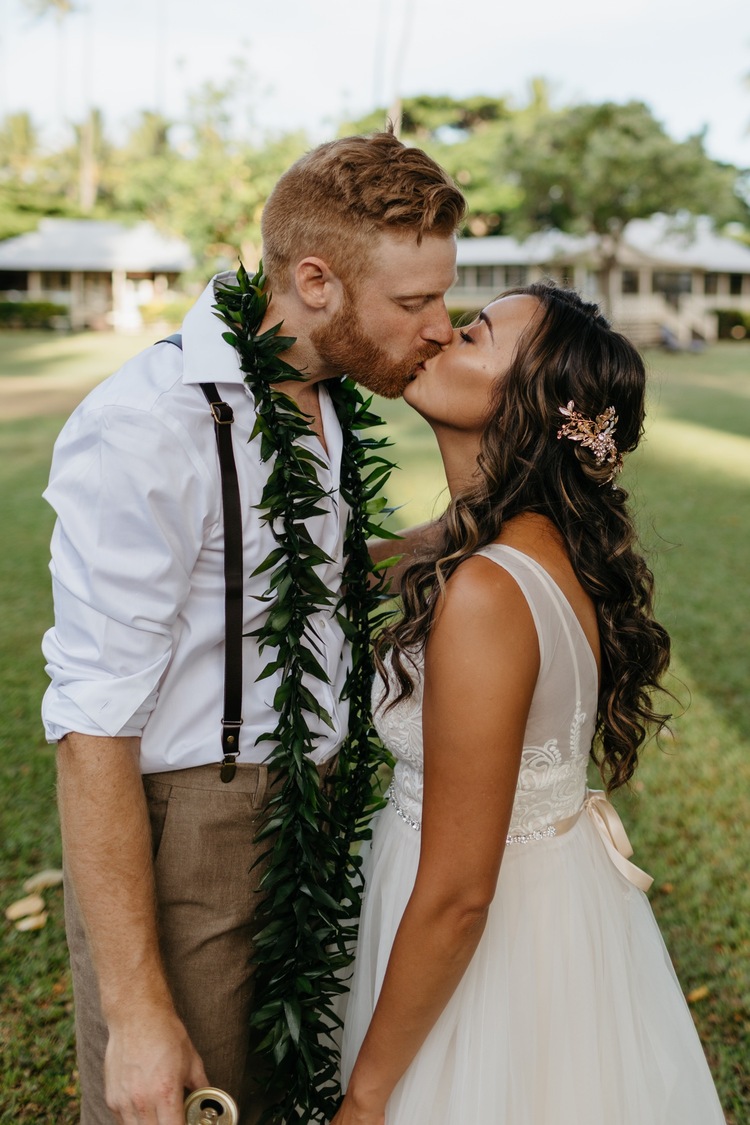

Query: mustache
[417,342,443,364]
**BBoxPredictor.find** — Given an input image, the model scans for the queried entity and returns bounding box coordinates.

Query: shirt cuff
[41,651,169,740]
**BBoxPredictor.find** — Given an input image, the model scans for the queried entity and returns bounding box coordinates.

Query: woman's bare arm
[332,556,539,1124]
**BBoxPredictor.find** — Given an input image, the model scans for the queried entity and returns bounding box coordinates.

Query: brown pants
[64,759,336,1125]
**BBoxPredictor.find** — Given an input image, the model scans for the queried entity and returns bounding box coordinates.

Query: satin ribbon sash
[580,788,653,892]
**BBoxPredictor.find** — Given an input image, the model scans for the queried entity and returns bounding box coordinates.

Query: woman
[333,283,725,1124]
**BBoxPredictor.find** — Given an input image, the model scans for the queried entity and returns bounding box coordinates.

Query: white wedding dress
[340,545,726,1124]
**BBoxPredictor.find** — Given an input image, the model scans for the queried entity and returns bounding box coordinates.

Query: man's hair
[261,131,466,290]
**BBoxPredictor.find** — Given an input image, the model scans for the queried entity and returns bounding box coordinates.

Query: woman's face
[403,295,540,432]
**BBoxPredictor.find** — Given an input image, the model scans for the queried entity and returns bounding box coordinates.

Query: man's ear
[293,256,344,311]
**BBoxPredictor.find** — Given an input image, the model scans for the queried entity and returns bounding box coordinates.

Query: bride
[332,283,725,1124]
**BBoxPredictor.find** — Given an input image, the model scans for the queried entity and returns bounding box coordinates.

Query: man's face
[311,230,457,399]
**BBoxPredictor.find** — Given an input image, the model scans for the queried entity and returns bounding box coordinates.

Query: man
[43,131,464,1125]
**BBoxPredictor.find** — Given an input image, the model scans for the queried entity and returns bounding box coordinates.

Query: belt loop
[253,764,269,810]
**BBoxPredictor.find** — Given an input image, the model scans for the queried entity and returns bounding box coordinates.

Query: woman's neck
[431,425,483,498]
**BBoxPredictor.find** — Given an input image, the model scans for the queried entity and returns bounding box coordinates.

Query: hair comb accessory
[557,400,623,483]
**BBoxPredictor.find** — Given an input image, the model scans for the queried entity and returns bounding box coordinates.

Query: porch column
[70,271,85,329]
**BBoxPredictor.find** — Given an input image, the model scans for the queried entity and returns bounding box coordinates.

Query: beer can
[184,1086,239,1125]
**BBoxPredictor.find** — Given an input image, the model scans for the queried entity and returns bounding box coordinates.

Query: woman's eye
[459,329,474,343]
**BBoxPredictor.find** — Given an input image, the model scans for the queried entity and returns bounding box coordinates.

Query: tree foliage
[0,81,747,272]
[503,99,747,237]
[344,84,749,239]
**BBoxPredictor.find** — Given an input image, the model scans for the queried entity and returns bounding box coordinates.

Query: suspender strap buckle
[209,400,234,424]
[221,718,243,749]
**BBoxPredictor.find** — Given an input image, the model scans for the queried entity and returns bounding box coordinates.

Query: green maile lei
[213,263,399,1123]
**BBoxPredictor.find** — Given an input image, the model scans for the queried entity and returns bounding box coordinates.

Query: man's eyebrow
[479,310,495,342]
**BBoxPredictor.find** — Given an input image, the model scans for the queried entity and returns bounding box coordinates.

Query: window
[621,270,640,295]
[0,270,28,291]
[554,263,574,288]
[454,266,469,289]
[704,273,718,296]
[729,274,744,297]
[41,271,71,290]
[477,265,495,288]
[652,271,692,296]
[584,270,606,297]
[504,266,528,286]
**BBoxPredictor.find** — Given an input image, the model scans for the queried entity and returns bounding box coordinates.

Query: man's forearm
[57,732,172,1021]
[368,519,443,593]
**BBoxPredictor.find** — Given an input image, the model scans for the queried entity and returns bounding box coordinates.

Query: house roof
[456,230,597,266]
[0,219,193,272]
[624,215,750,271]
[455,215,750,273]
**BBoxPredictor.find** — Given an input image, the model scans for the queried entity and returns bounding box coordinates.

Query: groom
[43,131,464,1125]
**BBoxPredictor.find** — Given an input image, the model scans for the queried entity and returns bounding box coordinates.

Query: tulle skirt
[340,802,726,1125]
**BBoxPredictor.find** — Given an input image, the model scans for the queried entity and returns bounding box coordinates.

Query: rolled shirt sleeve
[42,401,214,740]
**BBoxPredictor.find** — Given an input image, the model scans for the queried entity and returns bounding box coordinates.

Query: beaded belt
[385,779,652,891]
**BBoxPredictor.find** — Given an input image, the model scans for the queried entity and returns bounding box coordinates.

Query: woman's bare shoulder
[432,554,537,646]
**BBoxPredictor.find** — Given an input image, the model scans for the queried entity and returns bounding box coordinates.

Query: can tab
[184,1088,239,1125]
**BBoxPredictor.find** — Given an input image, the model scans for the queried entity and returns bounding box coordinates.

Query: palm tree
[23,0,79,124]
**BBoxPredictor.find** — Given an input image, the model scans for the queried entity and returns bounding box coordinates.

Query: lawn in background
[0,334,748,1120]
[0,328,158,381]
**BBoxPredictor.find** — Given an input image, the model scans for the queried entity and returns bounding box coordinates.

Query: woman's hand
[330,1094,386,1125]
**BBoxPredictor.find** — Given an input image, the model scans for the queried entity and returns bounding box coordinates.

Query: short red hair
[261,131,465,290]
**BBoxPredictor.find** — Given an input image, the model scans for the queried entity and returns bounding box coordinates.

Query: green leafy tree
[0,111,78,239]
[104,110,180,219]
[344,88,749,268]
[0,111,40,181]
[153,77,308,274]
[504,99,749,304]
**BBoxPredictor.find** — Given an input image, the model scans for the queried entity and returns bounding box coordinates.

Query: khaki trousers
[64,759,337,1125]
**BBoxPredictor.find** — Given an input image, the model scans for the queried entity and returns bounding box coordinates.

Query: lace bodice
[373,545,598,838]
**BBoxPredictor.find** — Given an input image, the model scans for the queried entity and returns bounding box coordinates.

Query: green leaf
[252,547,288,576]
[284,999,302,1045]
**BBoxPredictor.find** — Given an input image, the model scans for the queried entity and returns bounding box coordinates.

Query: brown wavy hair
[377,281,671,792]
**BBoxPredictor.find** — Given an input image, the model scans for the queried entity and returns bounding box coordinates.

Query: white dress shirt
[42,275,350,772]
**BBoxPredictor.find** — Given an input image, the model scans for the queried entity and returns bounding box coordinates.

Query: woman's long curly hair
[376,281,671,793]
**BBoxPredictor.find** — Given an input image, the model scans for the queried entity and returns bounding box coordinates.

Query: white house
[451,215,750,346]
[0,219,193,331]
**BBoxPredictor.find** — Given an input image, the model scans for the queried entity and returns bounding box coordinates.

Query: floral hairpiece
[557,400,623,483]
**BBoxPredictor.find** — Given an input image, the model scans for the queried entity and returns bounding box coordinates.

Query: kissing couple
[44,130,725,1124]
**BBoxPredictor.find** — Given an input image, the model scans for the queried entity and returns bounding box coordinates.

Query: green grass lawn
[0,328,159,381]
[1,334,748,1120]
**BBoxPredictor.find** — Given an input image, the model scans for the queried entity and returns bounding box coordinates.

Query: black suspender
[161,333,243,782]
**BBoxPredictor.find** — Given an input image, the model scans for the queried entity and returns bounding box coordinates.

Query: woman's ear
[293,256,344,311]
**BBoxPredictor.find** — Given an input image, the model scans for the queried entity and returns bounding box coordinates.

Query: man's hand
[368,519,443,594]
[105,1006,208,1125]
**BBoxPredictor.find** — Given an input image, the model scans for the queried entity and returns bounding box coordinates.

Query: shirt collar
[181,273,344,468]
[180,271,245,385]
